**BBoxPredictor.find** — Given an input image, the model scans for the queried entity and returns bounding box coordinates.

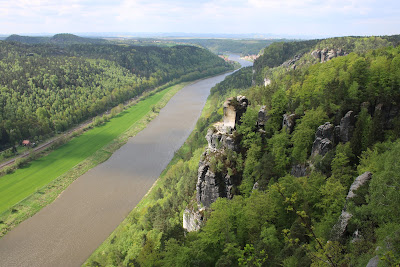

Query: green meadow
[0,84,181,215]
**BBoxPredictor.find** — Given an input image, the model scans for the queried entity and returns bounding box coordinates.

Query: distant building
[22,140,31,146]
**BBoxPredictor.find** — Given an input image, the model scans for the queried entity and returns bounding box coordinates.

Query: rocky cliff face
[223,95,249,130]
[184,96,248,232]
[311,122,334,157]
[281,54,302,70]
[336,111,355,143]
[282,113,297,134]
[331,172,373,241]
[183,208,204,232]
[311,48,348,63]
[197,96,248,208]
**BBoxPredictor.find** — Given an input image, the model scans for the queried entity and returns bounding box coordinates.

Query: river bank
[84,55,252,266]
[0,68,240,267]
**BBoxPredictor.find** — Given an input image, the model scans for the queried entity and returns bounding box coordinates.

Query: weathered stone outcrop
[206,123,237,152]
[366,256,379,267]
[264,78,271,87]
[331,172,373,240]
[346,171,372,200]
[311,48,348,63]
[282,113,297,133]
[311,122,334,157]
[374,103,400,130]
[337,111,355,143]
[186,96,249,231]
[281,54,302,70]
[196,159,236,208]
[223,95,249,129]
[257,106,268,128]
[291,163,309,177]
[183,207,204,232]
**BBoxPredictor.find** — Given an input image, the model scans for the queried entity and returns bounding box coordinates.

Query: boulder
[264,78,271,86]
[339,111,355,143]
[366,256,379,267]
[311,122,334,157]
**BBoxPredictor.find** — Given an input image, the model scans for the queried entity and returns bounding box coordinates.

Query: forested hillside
[5,33,108,45]
[169,38,286,56]
[0,41,233,149]
[110,38,285,56]
[86,35,400,266]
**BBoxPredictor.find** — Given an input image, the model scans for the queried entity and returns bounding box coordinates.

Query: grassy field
[0,84,183,215]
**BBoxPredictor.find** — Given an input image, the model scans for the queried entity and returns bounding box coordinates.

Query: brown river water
[0,55,252,267]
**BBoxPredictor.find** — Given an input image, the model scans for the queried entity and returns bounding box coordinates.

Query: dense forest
[168,38,286,56]
[0,40,233,150]
[113,38,286,56]
[86,35,400,266]
[5,33,108,45]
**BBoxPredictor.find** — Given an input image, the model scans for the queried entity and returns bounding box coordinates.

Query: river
[0,55,252,267]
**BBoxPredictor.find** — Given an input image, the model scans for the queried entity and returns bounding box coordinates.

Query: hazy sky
[0,0,399,37]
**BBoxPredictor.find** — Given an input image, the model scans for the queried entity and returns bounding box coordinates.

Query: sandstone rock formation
[281,54,302,70]
[337,111,355,143]
[311,48,348,63]
[331,172,373,240]
[366,256,379,267]
[346,171,372,200]
[196,159,236,208]
[257,106,268,128]
[205,123,237,152]
[223,95,249,130]
[290,163,308,177]
[183,208,204,232]
[282,113,297,134]
[311,122,334,157]
[264,78,271,87]
[185,96,249,232]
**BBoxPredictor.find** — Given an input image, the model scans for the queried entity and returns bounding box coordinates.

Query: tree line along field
[0,41,233,151]
[0,82,183,215]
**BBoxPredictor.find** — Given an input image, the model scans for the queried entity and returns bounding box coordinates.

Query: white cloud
[0,0,398,36]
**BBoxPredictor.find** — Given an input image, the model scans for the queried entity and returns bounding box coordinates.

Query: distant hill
[5,33,108,45]
[6,34,50,44]
[49,33,107,45]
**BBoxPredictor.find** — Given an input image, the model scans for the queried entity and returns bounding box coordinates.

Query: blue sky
[0,0,399,37]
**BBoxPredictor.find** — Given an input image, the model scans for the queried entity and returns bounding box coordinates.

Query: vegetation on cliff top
[86,35,400,266]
